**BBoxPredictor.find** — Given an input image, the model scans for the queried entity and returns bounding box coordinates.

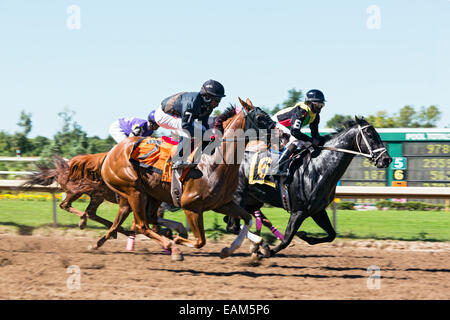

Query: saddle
[130,136,198,207]
[248,146,310,213]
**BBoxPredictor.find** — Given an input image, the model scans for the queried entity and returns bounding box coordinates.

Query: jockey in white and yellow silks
[272,89,326,178]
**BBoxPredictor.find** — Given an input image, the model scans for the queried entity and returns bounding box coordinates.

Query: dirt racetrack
[0,231,449,300]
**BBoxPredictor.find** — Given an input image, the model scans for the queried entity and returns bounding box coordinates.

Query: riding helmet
[201,79,226,97]
[148,110,157,123]
[305,89,326,103]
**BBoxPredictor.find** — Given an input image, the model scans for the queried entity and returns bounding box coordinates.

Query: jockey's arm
[201,115,210,132]
[309,115,324,145]
[290,111,312,143]
[181,102,196,137]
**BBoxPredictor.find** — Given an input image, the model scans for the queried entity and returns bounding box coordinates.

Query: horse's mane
[213,104,237,133]
[322,116,369,143]
[68,152,108,181]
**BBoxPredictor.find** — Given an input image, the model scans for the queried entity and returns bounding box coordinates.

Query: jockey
[272,89,326,177]
[154,79,225,169]
[109,110,160,143]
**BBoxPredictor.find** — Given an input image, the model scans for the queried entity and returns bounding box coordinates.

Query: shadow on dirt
[145,266,411,280]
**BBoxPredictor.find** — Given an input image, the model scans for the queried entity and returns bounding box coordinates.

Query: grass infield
[0,198,449,242]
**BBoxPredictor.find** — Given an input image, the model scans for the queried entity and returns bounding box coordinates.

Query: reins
[318,124,387,162]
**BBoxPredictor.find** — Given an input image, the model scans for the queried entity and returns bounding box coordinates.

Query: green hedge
[375,200,444,211]
[333,200,445,211]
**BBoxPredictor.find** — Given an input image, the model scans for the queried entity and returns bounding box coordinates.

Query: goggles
[312,102,325,110]
[203,93,222,104]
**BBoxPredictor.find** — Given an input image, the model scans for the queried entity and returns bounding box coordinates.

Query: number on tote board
[426,144,449,155]
[422,158,450,169]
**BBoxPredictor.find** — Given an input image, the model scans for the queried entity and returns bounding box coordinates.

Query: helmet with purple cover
[148,110,157,123]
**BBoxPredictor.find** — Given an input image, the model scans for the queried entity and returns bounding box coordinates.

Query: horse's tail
[23,155,68,188]
[67,152,108,181]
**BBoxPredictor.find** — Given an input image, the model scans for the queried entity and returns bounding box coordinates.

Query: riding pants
[109,120,128,143]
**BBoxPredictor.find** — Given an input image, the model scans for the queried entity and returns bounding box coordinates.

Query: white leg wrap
[228,218,252,253]
[245,229,263,244]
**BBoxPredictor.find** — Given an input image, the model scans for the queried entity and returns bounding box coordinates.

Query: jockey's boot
[172,137,196,169]
[277,144,297,176]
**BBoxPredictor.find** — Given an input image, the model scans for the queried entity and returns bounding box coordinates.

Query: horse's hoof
[260,243,271,258]
[251,252,262,262]
[249,243,259,254]
[219,247,232,259]
[78,220,87,230]
[171,253,184,261]
[297,231,307,239]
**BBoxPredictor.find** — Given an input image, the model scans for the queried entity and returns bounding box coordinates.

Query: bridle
[221,107,275,142]
[319,124,387,163]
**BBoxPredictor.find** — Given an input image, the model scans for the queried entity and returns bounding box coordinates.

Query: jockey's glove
[130,124,142,137]
[312,136,325,146]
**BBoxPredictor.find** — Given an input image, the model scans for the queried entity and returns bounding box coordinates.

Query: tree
[270,104,281,116]
[0,131,12,156]
[396,105,417,127]
[17,110,32,136]
[265,88,304,115]
[329,105,443,128]
[325,114,353,128]
[417,105,441,128]
[30,136,51,156]
[282,88,303,110]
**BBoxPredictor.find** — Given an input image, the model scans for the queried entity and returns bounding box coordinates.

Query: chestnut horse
[24,154,132,237]
[25,154,186,239]
[98,98,279,261]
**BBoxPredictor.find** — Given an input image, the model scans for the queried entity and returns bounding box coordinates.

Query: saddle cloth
[248,149,282,188]
[130,136,179,182]
[248,149,298,212]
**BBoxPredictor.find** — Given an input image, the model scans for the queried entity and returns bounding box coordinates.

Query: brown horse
[24,154,133,237]
[98,98,279,261]
[25,154,186,240]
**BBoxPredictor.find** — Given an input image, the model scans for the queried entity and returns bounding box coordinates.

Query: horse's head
[213,97,280,144]
[237,97,278,138]
[354,116,392,168]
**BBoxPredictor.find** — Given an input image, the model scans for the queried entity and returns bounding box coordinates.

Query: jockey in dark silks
[154,79,225,169]
[272,89,326,179]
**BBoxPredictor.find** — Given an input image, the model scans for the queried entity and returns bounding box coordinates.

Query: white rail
[335,186,450,200]
[0,156,41,162]
[0,180,62,226]
[1,179,449,230]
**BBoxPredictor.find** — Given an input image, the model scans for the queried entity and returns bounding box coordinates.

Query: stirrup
[172,161,196,170]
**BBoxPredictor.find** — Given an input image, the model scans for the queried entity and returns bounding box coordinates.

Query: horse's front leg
[83,196,133,238]
[215,202,262,258]
[269,210,308,258]
[254,210,284,241]
[157,217,188,239]
[89,197,132,250]
[297,209,336,245]
[174,209,205,249]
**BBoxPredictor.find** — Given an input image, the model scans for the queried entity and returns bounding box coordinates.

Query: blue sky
[0,0,449,138]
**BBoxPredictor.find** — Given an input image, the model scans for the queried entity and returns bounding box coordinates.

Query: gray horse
[227,116,392,258]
